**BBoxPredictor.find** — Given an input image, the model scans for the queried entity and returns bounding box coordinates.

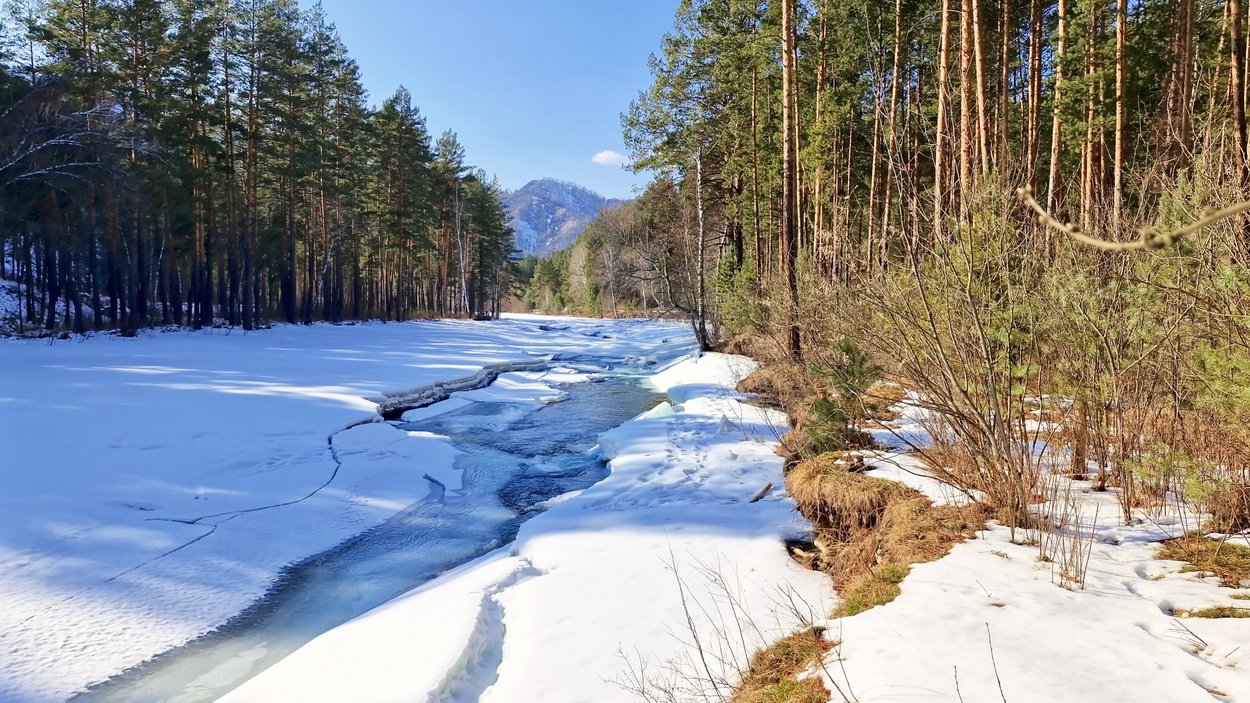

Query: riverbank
[0,316,693,702]
[733,352,1250,703]
[221,352,832,702]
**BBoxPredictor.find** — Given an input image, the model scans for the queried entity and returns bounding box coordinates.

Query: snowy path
[0,316,692,703]
[220,353,833,702]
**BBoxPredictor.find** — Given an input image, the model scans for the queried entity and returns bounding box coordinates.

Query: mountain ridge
[504,178,627,258]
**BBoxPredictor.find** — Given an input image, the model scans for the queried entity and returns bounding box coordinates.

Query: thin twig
[986,623,1007,703]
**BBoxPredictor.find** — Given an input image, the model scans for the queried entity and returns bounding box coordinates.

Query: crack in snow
[11,518,228,630]
[150,359,554,527]
[432,561,544,703]
[12,361,548,642]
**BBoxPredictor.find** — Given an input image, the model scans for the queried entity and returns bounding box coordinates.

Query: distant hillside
[504,178,626,258]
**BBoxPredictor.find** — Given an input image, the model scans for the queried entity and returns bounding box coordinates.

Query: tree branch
[1016,185,1250,250]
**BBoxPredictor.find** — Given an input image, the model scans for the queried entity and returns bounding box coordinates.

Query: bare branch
[1016,185,1250,250]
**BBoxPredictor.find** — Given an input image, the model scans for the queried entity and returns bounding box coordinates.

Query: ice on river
[0,316,694,703]
[222,351,832,703]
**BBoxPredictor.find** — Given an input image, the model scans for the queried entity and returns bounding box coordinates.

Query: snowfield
[0,316,711,702]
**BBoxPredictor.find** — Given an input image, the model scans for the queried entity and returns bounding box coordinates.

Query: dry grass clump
[1207,477,1250,534]
[787,453,984,616]
[832,564,910,617]
[737,363,825,417]
[731,628,833,703]
[1157,535,1250,587]
[724,333,792,365]
[788,457,911,539]
[1173,605,1250,619]
[860,382,907,422]
[916,432,1040,528]
[738,363,875,463]
[915,441,1044,527]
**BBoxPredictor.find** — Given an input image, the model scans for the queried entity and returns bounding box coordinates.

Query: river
[73,365,664,703]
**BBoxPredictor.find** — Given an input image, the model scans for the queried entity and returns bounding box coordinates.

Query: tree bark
[1047,0,1069,213]
[1113,0,1126,226]
[1027,0,1043,188]
[972,0,991,175]
[781,0,801,359]
[959,0,976,219]
[1232,0,1248,255]
[934,0,953,237]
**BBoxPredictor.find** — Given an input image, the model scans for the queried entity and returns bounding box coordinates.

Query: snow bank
[0,315,693,702]
[222,353,833,702]
[815,398,1250,702]
[815,505,1250,702]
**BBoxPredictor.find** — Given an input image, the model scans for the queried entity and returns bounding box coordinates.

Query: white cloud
[592,150,629,167]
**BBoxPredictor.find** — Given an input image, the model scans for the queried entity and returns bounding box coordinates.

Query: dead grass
[860,382,907,421]
[1173,606,1250,619]
[737,363,825,420]
[1208,479,1250,534]
[832,564,909,617]
[724,334,792,365]
[738,364,875,463]
[731,628,833,703]
[1157,535,1250,587]
[918,440,1040,527]
[786,453,984,616]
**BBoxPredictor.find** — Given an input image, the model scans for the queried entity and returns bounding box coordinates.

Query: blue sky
[298,0,677,199]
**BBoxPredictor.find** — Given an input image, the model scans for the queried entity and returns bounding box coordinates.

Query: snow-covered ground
[810,403,1250,703]
[10,312,1246,703]
[0,315,723,702]
[220,352,833,702]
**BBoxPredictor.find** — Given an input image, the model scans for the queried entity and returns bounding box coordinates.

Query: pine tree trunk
[781,0,801,359]
[1081,3,1101,233]
[959,0,975,219]
[751,66,763,284]
[1232,0,1249,256]
[814,16,827,264]
[1113,0,1127,226]
[1027,0,1043,188]
[1177,0,1194,166]
[881,0,904,271]
[999,0,1012,169]
[972,0,991,175]
[867,79,884,273]
[934,0,953,237]
[1047,0,1069,213]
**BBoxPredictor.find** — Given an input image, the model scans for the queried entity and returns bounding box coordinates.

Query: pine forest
[0,0,515,333]
[522,0,1250,534]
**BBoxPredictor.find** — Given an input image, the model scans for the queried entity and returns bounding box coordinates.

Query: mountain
[504,178,627,258]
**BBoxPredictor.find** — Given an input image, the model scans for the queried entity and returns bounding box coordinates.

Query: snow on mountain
[503,178,627,258]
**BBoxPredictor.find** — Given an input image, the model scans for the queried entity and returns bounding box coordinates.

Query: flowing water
[74,368,664,703]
